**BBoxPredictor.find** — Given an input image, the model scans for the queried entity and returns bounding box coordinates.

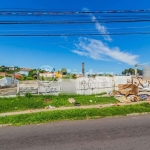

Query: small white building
[9,66,15,71]
[18,68,33,76]
[39,72,55,78]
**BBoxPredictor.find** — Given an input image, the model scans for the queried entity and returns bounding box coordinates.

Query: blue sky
[0,0,150,74]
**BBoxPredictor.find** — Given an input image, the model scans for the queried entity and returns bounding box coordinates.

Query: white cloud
[71,8,139,65]
[84,8,112,42]
[91,16,112,42]
[72,38,138,65]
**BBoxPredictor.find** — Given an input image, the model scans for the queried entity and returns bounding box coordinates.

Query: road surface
[1,114,150,150]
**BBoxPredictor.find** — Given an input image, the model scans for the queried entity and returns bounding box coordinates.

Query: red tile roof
[14,74,23,79]
[0,72,6,76]
[0,72,23,79]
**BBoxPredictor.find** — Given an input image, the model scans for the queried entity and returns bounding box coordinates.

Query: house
[75,74,82,78]
[14,73,23,79]
[9,66,15,71]
[0,72,23,79]
[0,72,12,77]
[0,72,6,77]
[18,68,33,76]
[39,72,55,78]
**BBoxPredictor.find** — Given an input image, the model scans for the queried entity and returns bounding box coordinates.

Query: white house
[39,72,55,78]
[18,68,33,76]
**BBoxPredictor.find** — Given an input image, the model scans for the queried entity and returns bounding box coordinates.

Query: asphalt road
[1,114,150,150]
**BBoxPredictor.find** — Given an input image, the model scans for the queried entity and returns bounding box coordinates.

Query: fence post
[38,80,39,95]
[17,81,20,94]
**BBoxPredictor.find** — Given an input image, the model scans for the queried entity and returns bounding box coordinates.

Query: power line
[1,19,150,24]
[0,32,150,36]
[0,9,150,15]
[2,26,150,31]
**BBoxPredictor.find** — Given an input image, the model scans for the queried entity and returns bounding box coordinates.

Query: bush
[0,76,4,79]
[25,93,32,99]
[26,77,34,80]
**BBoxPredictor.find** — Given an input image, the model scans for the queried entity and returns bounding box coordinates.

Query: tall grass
[0,103,150,126]
[0,94,118,113]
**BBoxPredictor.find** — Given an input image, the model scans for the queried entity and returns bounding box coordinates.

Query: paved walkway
[0,101,149,117]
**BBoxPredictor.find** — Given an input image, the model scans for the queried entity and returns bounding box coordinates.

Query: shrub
[25,93,32,99]
[26,77,34,80]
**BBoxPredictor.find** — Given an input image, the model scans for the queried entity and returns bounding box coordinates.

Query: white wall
[39,73,55,78]
[18,71,29,76]
[0,77,18,86]
[17,76,132,95]
[113,76,131,90]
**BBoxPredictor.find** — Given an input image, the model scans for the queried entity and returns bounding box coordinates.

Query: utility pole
[135,64,138,78]
[135,62,150,77]
[11,73,15,84]
[82,62,85,76]
[135,64,146,78]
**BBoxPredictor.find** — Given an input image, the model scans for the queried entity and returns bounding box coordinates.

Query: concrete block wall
[18,80,38,95]
[0,76,132,96]
[0,88,17,96]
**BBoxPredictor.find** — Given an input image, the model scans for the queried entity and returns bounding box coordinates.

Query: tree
[128,68,135,75]
[28,69,37,77]
[52,68,55,73]
[0,66,6,72]
[39,69,45,73]
[1,65,5,68]
[72,74,76,79]
[137,69,142,75]
[60,68,67,75]
[122,68,142,75]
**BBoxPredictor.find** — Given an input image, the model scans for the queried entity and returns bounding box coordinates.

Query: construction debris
[129,95,140,102]
[44,99,52,103]
[45,106,49,109]
[118,84,138,97]
[140,95,147,100]
[112,83,150,103]
[114,96,129,103]
[68,98,76,104]
[114,103,120,107]
[74,102,81,106]
[96,94,111,97]
[45,105,55,109]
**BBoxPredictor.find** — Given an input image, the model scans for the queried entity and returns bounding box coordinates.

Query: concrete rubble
[45,105,55,109]
[68,98,76,104]
[112,83,150,103]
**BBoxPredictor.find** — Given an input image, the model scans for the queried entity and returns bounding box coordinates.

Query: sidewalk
[0,101,148,117]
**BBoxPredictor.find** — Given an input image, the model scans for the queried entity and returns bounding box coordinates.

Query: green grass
[0,94,118,113]
[1,103,150,126]
[0,76,4,79]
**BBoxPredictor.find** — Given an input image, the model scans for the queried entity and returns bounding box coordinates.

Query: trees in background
[60,68,67,75]
[0,65,20,74]
[122,68,142,75]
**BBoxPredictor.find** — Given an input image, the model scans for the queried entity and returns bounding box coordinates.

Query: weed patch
[1,103,150,126]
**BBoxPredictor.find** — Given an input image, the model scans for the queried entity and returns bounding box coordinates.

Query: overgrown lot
[1,103,150,126]
[0,93,118,113]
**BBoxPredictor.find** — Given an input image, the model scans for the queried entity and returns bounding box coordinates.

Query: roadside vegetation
[0,93,118,113]
[1,103,150,126]
[0,76,4,79]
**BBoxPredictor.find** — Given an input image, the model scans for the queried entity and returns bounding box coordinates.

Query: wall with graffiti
[132,77,150,91]
[0,76,133,96]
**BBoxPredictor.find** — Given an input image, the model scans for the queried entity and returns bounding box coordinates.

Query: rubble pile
[112,84,150,103]
[68,98,76,104]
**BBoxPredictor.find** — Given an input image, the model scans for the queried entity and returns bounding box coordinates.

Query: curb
[0,124,12,127]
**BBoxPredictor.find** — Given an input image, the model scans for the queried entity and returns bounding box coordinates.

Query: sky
[0,0,150,74]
